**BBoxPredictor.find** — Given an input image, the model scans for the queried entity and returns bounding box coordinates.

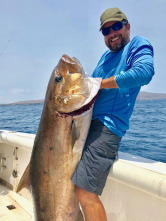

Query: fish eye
[55,75,63,83]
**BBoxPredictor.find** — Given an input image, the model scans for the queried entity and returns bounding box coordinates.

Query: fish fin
[77,208,85,221]
[16,163,31,193]
[71,119,80,149]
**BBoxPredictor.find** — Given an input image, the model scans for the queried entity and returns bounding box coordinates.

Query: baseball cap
[100,8,128,31]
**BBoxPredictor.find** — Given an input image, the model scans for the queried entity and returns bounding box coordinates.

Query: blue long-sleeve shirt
[92,36,154,137]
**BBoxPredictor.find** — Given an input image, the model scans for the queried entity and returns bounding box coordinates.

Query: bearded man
[72,7,154,221]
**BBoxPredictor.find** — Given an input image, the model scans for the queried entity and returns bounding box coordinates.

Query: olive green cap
[100,8,128,30]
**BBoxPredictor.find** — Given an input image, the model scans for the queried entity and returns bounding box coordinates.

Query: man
[72,8,154,221]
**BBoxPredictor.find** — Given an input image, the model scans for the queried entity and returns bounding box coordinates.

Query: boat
[0,129,166,221]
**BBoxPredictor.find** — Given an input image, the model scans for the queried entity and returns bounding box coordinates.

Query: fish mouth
[60,92,99,116]
[55,92,87,105]
[54,77,101,116]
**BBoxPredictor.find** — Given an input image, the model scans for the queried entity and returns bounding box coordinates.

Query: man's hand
[100,76,119,89]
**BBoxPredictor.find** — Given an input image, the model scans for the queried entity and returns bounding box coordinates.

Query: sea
[0,99,166,163]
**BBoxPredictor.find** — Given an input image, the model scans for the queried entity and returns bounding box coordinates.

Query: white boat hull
[0,130,166,221]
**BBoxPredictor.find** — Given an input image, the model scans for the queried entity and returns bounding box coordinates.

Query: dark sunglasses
[101,21,128,36]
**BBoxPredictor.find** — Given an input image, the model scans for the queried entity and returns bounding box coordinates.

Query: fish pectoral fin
[16,163,31,193]
[71,119,80,149]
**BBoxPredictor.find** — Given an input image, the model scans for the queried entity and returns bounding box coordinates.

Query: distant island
[137,91,166,100]
[1,91,166,106]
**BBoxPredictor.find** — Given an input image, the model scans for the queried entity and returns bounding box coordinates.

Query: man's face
[102,21,130,52]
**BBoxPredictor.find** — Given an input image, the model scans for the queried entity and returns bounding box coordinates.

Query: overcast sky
[0,0,165,104]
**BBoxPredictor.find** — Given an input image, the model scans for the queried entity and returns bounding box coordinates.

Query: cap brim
[99,18,123,31]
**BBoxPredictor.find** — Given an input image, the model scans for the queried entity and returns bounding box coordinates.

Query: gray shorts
[71,119,121,195]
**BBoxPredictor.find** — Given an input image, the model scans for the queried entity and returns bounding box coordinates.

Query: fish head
[47,54,100,114]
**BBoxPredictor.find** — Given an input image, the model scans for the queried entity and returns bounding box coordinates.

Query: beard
[106,33,130,53]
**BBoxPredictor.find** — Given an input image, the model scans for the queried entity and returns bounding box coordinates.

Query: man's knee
[75,186,99,206]
[75,186,87,203]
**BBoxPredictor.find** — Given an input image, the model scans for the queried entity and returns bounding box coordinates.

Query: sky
[0,0,165,104]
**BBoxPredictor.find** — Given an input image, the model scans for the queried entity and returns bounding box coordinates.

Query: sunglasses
[101,21,128,36]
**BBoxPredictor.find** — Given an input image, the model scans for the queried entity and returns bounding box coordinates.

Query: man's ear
[127,23,130,31]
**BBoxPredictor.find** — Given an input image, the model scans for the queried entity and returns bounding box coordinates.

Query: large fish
[17,54,101,221]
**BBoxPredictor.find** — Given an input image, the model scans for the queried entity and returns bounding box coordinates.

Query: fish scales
[17,54,101,221]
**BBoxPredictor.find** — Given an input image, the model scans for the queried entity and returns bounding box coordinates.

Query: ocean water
[0,100,166,163]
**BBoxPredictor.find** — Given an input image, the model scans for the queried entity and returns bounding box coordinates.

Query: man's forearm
[100,76,119,89]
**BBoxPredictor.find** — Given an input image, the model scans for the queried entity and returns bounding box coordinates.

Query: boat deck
[0,183,34,221]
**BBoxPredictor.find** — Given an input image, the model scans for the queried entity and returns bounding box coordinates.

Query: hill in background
[1,91,166,106]
[137,91,166,100]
